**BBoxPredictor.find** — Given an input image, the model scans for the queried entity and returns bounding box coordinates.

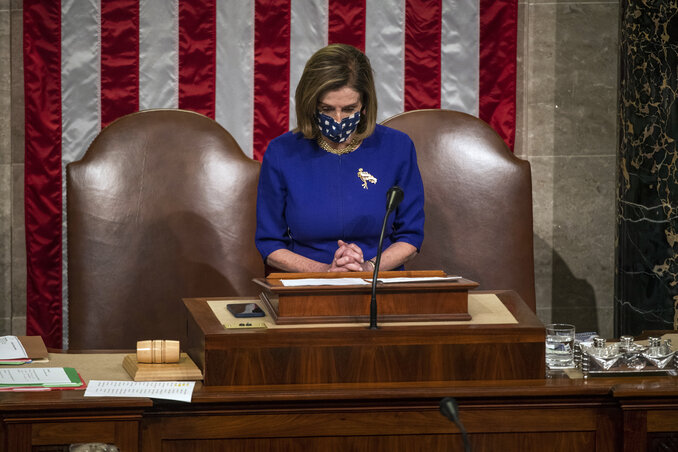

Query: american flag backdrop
[24,0,517,347]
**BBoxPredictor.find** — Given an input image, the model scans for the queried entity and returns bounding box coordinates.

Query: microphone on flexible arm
[369,185,404,330]
[440,397,471,452]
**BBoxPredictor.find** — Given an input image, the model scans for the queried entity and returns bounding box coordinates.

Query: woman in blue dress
[255,44,425,273]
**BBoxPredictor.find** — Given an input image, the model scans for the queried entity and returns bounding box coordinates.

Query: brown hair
[294,44,378,140]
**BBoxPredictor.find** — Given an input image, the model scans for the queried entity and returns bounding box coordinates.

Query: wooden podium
[184,287,545,386]
[254,270,478,324]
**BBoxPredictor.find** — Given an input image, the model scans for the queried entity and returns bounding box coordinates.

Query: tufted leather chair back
[67,109,263,349]
[383,110,536,311]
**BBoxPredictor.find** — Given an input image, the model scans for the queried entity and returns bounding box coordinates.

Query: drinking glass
[545,323,575,369]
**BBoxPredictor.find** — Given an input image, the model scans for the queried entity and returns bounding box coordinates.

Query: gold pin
[357,168,377,189]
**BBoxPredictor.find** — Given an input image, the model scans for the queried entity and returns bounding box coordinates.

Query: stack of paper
[0,336,30,364]
[0,336,49,365]
[0,367,85,391]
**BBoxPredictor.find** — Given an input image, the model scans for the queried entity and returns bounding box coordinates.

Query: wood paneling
[255,272,477,323]
[0,391,148,452]
[2,375,678,451]
[160,433,596,452]
[624,410,648,452]
[32,421,117,445]
[186,291,546,386]
[646,409,678,433]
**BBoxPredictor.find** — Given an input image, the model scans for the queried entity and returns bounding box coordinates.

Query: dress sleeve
[255,141,291,261]
[391,136,425,251]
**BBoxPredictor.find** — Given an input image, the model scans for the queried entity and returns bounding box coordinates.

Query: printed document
[0,336,28,360]
[85,380,195,403]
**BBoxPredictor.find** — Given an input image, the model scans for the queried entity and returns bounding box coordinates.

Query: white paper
[0,336,28,360]
[371,276,463,284]
[281,278,370,287]
[84,380,195,403]
[0,367,71,385]
[281,276,462,287]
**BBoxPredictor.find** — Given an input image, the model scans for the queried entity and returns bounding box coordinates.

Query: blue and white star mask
[316,111,361,143]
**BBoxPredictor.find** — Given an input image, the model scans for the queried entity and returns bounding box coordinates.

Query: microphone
[385,185,404,213]
[440,397,471,452]
[369,186,404,330]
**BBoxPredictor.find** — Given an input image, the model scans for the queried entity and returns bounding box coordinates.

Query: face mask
[316,111,361,143]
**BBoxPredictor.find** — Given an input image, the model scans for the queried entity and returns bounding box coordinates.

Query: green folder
[0,367,84,389]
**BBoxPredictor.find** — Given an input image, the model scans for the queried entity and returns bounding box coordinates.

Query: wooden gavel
[136,340,180,364]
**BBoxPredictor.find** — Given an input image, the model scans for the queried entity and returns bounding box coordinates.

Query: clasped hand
[328,240,371,272]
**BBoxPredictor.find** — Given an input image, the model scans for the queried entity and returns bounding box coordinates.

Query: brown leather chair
[383,110,536,311]
[67,109,263,349]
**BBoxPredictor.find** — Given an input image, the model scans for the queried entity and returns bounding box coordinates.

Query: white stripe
[441,0,479,114]
[139,0,179,110]
[366,0,405,122]
[289,0,328,131]
[215,0,255,157]
[61,0,101,163]
[61,0,102,348]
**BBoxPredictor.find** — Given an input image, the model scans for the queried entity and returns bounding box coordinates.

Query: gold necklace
[317,137,362,155]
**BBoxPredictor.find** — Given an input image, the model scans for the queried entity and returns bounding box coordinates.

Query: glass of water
[545,323,575,369]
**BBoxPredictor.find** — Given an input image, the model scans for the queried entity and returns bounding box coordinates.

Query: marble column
[616,1,678,336]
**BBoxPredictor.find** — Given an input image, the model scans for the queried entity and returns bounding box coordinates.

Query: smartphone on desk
[227,303,265,318]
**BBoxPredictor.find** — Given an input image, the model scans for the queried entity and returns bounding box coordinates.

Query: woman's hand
[331,241,418,272]
[266,241,417,273]
[328,240,366,272]
[266,243,369,273]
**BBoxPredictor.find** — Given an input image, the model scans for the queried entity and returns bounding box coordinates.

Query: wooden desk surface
[3,368,678,410]
[3,292,678,451]
[188,290,541,337]
[3,355,678,452]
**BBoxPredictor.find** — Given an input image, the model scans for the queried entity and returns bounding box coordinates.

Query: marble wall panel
[530,0,617,4]
[617,1,678,335]
[11,163,25,335]
[514,1,528,159]
[0,5,10,335]
[527,3,618,158]
[529,154,616,338]
[0,8,10,166]
[552,155,615,333]
[536,308,552,326]
[524,1,618,338]
[526,2,555,158]
[0,164,10,335]
[11,316,24,335]
[10,3,24,335]
[11,8,23,165]
[529,156,555,315]
[0,318,9,338]
[0,0,7,11]
[597,306,614,340]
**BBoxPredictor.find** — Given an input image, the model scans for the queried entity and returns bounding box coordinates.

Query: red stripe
[178,0,217,119]
[479,0,517,150]
[23,0,63,348]
[328,0,366,51]
[100,0,140,128]
[253,0,291,161]
[404,0,442,111]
